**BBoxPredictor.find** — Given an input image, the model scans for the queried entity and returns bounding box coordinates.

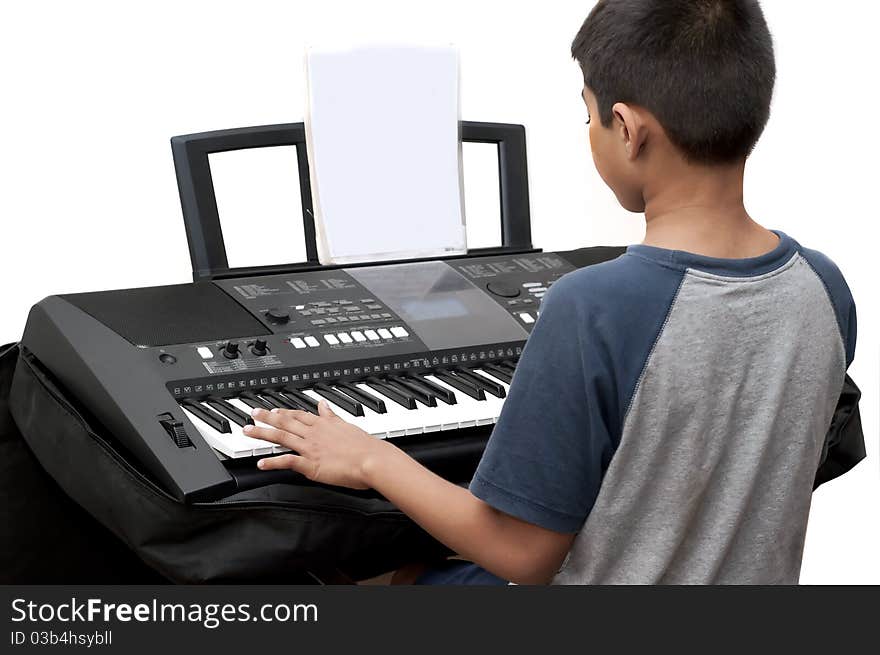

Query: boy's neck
[640,160,779,259]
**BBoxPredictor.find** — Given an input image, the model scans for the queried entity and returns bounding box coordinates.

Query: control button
[159,353,177,365]
[337,332,353,344]
[370,313,382,319]
[197,346,213,359]
[519,312,535,324]
[266,307,290,325]
[364,330,380,341]
[351,331,367,342]
[304,336,320,348]
[534,292,545,298]
[325,317,338,324]
[337,316,349,322]
[521,298,535,305]
[250,339,269,356]
[390,326,409,338]
[381,313,392,318]
[222,342,240,359]
[530,287,547,293]
[377,328,393,339]
[290,337,307,349]
[360,314,371,320]
[324,334,340,345]
[295,305,305,310]
[522,282,542,288]
[311,319,326,325]
[360,299,374,303]
[486,282,521,298]
[366,304,382,310]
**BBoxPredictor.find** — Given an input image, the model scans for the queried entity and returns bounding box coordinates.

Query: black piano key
[262,389,301,410]
[366,377,417,410]
[499,360,517,374]
[282,387,320,414]
[335,382,387,414]
[412,374,457,405]
[238,391,274,410]
[180,399,231,433]
[314,383,365,417]
[387,375,437,407]
[205,397,254,427]
[455,367,506,398]
[256,392,286,409]
[433,370,486,401]
[481,362,513,384]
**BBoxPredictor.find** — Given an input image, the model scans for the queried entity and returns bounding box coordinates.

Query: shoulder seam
[796,251,848,364]
[620,270,686,425]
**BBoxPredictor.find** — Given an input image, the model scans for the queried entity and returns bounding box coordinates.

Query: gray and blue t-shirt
[470,231,856,584]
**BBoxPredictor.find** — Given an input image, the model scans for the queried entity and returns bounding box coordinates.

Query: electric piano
[20,122,625,502]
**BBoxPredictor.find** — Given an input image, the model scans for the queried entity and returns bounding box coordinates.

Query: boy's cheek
[592,148,645,213]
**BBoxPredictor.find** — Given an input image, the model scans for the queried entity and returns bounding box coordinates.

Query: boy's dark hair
[572,0,775,164]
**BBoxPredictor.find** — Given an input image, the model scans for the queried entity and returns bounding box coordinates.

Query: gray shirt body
[471,232,856,584]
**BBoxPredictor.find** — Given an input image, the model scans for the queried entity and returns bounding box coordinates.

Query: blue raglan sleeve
[468,273,616,533]
[798,246,857,367]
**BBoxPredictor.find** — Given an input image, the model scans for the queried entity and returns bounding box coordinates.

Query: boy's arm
[246,403,575,585]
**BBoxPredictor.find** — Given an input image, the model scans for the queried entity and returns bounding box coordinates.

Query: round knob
[158,353,177,365]
[486,282,520,298]
[222,341,240,359]
[266,307,290,325]
[251,339,269,356]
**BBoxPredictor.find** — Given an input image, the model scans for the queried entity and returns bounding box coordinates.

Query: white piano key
[467,369,511,420]
[195,400,275,458]
[422,374,496,428]
[355,383,413,437]
[299,388,389,439]
[181,406,272,459]
[226,398,290,454]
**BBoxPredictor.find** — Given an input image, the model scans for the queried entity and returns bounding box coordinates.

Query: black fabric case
[2,343,447,583]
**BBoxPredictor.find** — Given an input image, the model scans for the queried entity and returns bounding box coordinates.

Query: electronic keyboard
[20,247,622,502]
[19,121,624,501]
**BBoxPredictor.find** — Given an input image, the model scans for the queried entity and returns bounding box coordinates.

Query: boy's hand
[243,402,385,490]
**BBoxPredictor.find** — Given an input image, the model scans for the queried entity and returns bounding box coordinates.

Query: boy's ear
[611,102,648,162]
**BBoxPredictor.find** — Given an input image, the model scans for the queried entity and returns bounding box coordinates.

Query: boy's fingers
[251,408,312,434]
[281,408,318,426]
[243,424,303,447]
[317,399,336,419]
[257,454,311,473]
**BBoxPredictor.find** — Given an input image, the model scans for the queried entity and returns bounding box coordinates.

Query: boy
[244,0,857,584]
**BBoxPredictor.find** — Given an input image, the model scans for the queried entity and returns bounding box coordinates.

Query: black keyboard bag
[4,343,448,583]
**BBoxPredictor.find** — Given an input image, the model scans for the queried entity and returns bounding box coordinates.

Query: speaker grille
[62,283,270,347]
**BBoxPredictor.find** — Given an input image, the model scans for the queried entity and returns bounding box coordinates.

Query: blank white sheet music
[305,45,466,264]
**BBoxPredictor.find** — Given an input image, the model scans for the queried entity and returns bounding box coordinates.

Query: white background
[1,0,877,583]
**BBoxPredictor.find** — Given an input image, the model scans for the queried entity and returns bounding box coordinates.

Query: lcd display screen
[347,261,528,350]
